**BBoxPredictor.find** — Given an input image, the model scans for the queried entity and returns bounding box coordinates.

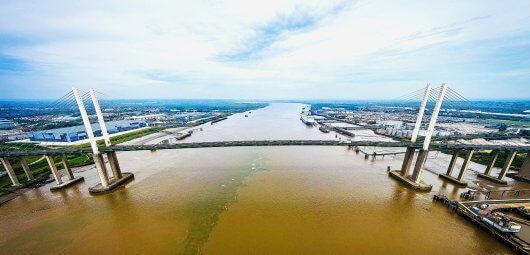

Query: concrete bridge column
[88,152,134,194]
[0,157,21,186]
[516,151,530,180]
[45,155,62,185]
[400,147,415,177]
[388,148,431,191]
[107,151,122,179]
[61,154,75,180]
[48,154,84,191]
[498,151,517,181]
[411,149,429,183]
[477,150,503,183]
[457,149,474,182]
[439,149,472,186]
[19,156,34,181]
[93,153,110,188]
[445,150,460,177]
[484,150,499,176]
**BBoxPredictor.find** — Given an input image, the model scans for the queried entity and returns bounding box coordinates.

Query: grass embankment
[0,127,163,196]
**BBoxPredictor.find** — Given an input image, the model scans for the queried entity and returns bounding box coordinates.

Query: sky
[0,0,530,100]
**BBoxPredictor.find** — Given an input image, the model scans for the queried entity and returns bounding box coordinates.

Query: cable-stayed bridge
[1,84,529,194]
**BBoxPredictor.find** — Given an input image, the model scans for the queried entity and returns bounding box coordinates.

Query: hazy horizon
[1,97,530,102]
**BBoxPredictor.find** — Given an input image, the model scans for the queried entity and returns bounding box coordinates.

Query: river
[0,103,517,254]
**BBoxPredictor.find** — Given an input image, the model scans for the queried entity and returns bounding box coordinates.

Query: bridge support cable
[388,83,448,191]
[73,87,110,188]
[89,88,112,147]
[411,84,447,182]
[87,87,128,183]
[411,84,431,143]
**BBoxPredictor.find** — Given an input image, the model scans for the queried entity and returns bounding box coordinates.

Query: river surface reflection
[0,103,516,254]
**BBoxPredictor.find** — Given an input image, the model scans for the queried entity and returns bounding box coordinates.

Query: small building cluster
[0,118,27,141]
[28,120,147,142]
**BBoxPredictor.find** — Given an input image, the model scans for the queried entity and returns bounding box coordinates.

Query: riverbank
[0,108,266,199]
[0,103,525,254]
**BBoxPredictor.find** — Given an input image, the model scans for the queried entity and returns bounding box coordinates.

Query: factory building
[28,120,147,142]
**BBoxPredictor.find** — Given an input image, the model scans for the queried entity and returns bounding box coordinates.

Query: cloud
[0,0,530,99]
[219,1,353,61]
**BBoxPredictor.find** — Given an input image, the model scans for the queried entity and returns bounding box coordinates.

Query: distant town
[308,100,530,140]
[1,99,529,146]
[0,99,267,144]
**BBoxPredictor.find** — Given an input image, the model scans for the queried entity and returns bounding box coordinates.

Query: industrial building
[28,120,147,142]
[0,119,16,130]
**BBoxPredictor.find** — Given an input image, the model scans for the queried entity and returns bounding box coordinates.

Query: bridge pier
[19,156,34,181]
[400,147,415,177]
[61,154,75,180]
[516,151,530,181]
[477,150,515,185]
[88,152,133,194]
[477,150,507,184]
[107,151,123,179]
[0,157,21,187]
[447,150,459,176]
[439,149,473,186]
[389,148,432,191]
[83,88,134,194]
[45,155,62,185]
[499,151,517,179]
[46,155,84,191]
[411,149,429,183]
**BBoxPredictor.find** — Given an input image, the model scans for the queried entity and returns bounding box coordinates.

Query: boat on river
[471,204,522,233]
[300,110,316,126]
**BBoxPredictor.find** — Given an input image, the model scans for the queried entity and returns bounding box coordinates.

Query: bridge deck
[1,140,529,157]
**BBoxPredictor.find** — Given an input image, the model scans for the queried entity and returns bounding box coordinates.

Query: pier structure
[477,150,518,185]
[389,83,446,191]
[78,88,133,194]
[45,154,84,190]
[438,149,474,186]
[516,151,530,181]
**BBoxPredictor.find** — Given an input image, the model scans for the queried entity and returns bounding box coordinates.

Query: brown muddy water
[0,103,520,254]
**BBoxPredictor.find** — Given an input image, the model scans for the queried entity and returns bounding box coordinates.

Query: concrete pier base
[476,173,508,185]
[389,170,432,191]
[438,173,468,186]
[50,176,85,191]
[89,172,134,194]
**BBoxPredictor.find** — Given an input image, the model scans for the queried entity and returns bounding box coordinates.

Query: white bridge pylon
[72,86,126,191]
[392,83,448,191]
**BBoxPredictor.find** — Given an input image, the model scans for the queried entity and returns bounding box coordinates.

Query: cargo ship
[471,204,522,233]
[300,110,316,126]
